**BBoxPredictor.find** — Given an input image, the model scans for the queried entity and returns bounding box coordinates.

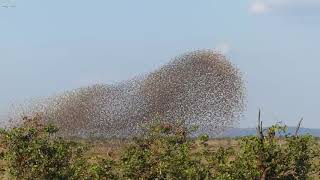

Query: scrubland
[0,116,319,179]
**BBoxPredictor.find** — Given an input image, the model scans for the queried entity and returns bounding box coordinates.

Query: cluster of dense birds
[10,50,246,137]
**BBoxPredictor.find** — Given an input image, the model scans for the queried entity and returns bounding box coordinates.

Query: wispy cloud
[215,42,231,55]
[249,0,320,16]
[249,1,270,15]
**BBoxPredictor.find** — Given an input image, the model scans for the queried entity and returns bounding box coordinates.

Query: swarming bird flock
[10,50,246,138]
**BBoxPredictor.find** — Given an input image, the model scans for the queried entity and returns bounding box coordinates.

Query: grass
[85,138,246,159]
[85,137,320,156]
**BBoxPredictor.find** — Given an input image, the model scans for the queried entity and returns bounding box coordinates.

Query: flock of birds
[11,50,246,138]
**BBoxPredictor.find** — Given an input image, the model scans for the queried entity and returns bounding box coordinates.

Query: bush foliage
[0,115,319,179]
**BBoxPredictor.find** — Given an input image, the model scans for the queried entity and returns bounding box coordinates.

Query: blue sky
[1,0,320,128]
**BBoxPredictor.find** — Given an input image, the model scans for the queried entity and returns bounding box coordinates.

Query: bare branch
[257,109,264,141]
[294,117,303,136]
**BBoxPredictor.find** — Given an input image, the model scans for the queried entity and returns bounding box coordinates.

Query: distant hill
[220,127,320,137]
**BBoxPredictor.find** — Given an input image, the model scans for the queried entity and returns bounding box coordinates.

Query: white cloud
[249,0,320,16]
[249,1,271,15]
[215,42,231,55]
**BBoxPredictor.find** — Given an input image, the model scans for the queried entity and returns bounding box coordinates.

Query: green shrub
[0,114,319,179]
[204,114,320,180]
[0,116,89,179]
[119,121,210,179]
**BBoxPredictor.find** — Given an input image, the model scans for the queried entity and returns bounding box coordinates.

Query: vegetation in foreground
[0,115,319,179]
